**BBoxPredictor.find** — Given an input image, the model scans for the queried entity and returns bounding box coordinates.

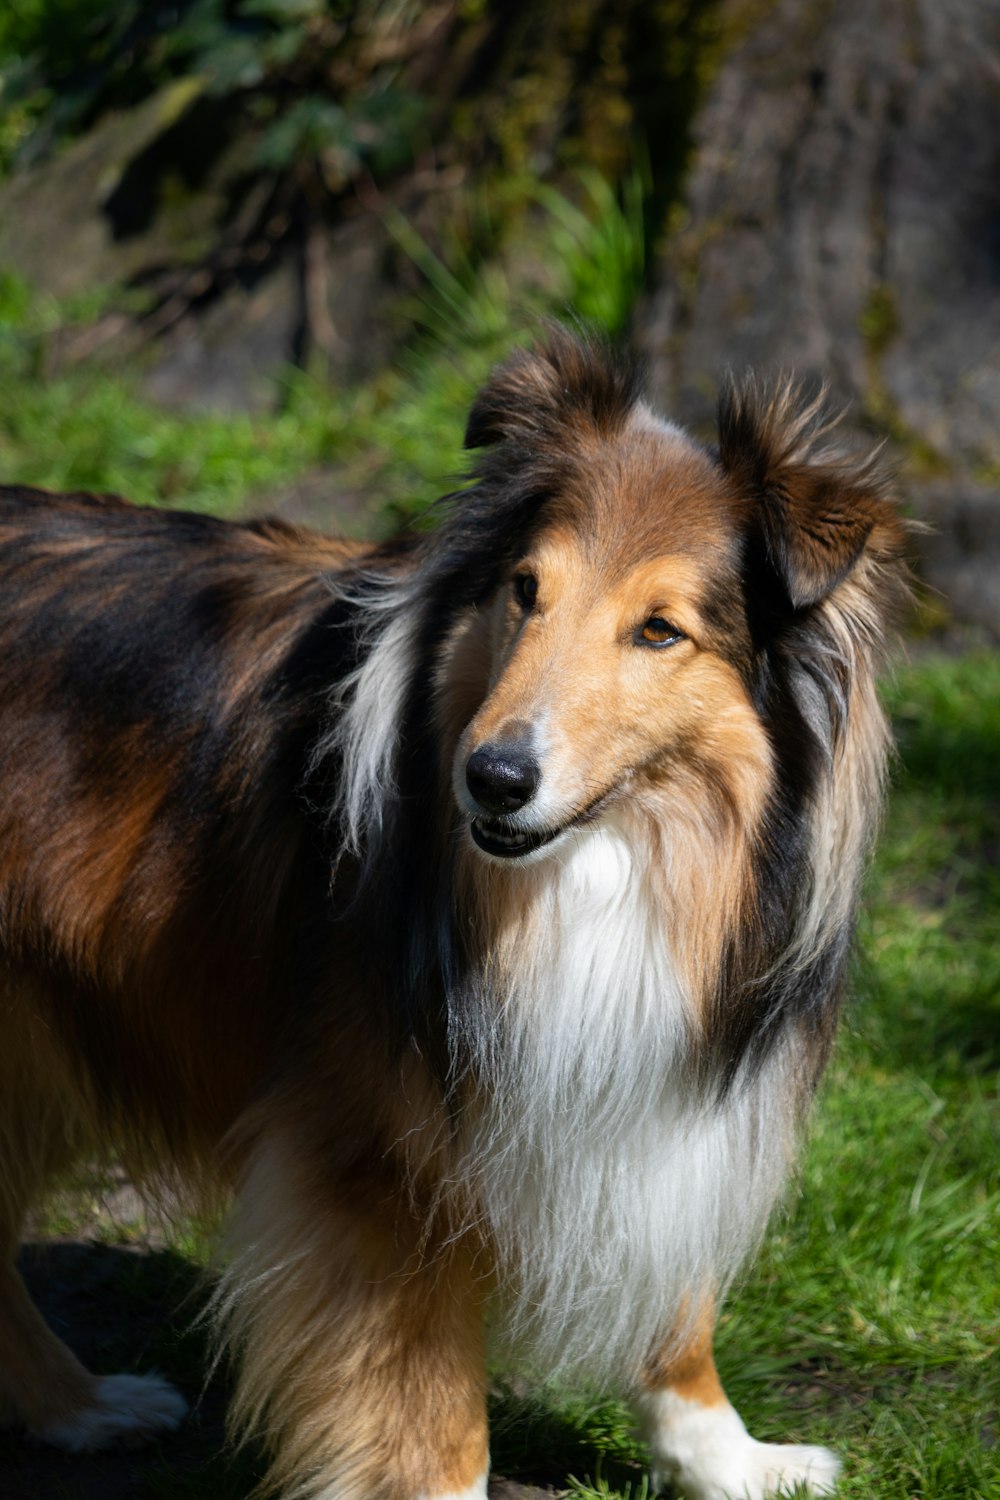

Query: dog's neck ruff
[450,813,795,1388]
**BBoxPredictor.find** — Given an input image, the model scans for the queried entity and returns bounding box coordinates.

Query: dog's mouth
[468,785,620,861]
[469,816,560,859]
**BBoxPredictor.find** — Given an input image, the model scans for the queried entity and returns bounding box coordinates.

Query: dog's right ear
[463,346,561,449]
[718,373,893,613]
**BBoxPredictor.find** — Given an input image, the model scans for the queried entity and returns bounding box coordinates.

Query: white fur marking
[454,811,797,1384]
[636,1390,840,1500]
[34,1372,187,1452]
[317,575,419,853]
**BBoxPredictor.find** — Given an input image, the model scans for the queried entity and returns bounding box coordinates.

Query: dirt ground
[2,1237,231,1500]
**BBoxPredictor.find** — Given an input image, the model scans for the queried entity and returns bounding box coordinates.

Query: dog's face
[442,335,895,866]
[451,417,773,862]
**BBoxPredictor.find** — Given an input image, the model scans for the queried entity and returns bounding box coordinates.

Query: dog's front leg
[218,1131,489,1500]
[634,1309,839,1500]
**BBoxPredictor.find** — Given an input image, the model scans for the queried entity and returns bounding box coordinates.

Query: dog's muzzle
[465,740,559,858]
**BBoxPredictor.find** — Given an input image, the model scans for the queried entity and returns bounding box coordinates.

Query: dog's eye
[514,573,538,609]
[635,616,684,648]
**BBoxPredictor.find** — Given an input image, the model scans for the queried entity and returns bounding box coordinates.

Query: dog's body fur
[0,332,907,1500]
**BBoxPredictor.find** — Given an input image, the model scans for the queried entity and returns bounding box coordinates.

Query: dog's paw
[752,1441,840,1496]
[652,1437,839,1499]
[33,1372,188,1452]
[693,1439,839,1499]
[640,1391,839,1500]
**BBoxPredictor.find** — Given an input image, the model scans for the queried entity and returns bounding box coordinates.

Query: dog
[0,329,907,1500]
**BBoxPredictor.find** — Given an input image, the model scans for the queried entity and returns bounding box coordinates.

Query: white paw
[684,1439,839,1499]
[34,1372,188,1452]
[638,1391,839,1500]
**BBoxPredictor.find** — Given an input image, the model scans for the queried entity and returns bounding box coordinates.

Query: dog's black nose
[466,744,540,814]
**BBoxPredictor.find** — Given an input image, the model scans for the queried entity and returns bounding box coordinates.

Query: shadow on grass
[488,1384,646,1496]
[0,1241,264,1500]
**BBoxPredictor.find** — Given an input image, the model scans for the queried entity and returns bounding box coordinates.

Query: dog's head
[440,329,905,865]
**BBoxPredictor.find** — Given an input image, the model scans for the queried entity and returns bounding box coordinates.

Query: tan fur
[228,1161,486,1500]
[643,1307,728,1409]
[215,1065,489,1500]
[451,517,773,1017]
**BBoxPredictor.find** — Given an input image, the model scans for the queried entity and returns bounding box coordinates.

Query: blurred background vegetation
[0,3,996,1499]
[0,0,705,521]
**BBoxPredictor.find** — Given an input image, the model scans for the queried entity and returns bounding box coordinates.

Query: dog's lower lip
[470,817,559,858]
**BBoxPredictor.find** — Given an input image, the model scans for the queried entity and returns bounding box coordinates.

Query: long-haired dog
[0,330,907,1500]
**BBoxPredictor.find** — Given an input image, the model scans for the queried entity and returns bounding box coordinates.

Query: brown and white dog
[0,330,907,1500]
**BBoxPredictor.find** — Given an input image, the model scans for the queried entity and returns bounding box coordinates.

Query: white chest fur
[456,818,797,1386]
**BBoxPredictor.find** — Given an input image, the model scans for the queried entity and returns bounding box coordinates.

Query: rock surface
[641,0,1000,630]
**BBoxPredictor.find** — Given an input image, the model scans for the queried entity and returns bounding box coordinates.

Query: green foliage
[0,0,424,183]
[0,167,647,520]
[0,1,149,168]
[533,165,647,335]
[0,0,115,75]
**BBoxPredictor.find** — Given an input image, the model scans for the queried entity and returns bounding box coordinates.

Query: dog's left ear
[718,375,886,611]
